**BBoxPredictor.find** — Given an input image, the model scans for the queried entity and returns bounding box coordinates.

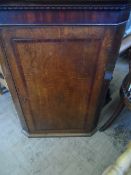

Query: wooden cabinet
[0,1,130,137]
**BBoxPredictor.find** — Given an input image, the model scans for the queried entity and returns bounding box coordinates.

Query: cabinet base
[22,129,97,138]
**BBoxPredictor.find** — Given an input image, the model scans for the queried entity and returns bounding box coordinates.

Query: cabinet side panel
[85,24,126,132]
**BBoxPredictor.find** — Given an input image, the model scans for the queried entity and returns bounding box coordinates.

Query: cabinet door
[1,26,115,135]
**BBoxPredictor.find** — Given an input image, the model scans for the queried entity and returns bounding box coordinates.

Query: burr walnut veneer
[0,1,130,137]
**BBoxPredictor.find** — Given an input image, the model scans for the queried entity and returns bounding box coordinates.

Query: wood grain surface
[0,25,124,135]
[0,1,130,136]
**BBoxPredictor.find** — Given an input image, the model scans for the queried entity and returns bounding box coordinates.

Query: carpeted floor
[0,57,131,175]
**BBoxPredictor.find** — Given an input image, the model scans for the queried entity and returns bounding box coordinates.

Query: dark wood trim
[0,9,129,25]
[0,4,129,11]
[0,1,130,26]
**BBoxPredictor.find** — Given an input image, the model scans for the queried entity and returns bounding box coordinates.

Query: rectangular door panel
[1,26,113,134]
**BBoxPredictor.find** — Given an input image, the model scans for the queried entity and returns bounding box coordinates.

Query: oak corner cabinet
[0,1,130,137]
